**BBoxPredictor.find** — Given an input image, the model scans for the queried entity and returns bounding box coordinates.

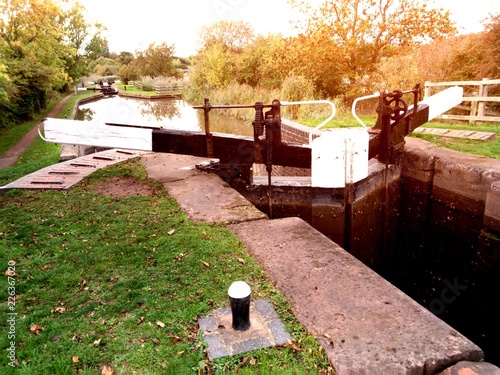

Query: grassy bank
[0,92,332,373]
[0,90,97,187]
[0,161,331,374]
[411,121,500,159]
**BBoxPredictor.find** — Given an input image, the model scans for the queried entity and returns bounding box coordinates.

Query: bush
[280,75,315,119]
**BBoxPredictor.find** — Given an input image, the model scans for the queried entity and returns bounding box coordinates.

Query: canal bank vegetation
[0,90,331,374]
[0,161,331,374]
[181,4,500,132]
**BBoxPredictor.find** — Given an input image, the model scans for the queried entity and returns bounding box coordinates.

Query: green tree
[0,62,14,128]
[192,43,232,90]
[85,33,109,61]
[60,3,107,80]
[233,35,266,87]
[0,0,69,127]
[0,0,109,127]
[118,64,138,84]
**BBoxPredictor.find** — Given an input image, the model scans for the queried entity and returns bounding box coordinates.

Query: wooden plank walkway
[0,149,148,192]
[413,127,496,141]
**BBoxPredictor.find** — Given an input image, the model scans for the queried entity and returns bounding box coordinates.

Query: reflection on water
[76,96,253,136]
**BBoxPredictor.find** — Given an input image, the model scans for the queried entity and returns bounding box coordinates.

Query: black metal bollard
[228,281,251,331]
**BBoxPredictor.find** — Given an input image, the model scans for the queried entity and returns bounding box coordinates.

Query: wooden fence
[424,78,500,123]
[128,81,183,94]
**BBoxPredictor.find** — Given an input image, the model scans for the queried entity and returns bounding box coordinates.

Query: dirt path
[0,93,74,169]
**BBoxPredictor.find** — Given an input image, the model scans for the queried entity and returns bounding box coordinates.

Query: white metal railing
[351,93,379,128]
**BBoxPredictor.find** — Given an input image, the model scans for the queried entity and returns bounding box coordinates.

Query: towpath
[0,93,74,169]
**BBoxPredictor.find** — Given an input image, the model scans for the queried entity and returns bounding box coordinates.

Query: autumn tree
[481,14,500,79]
[281,31,345,97]
[89,57,120,77]
[198,20,255,52]
[289,0,456,98]
[193,20,255,92]
[114,51,134,66]
[130,42,180,78]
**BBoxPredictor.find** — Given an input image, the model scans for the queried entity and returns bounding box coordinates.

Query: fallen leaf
[285,339,301,351]
[167,229,175,235]
[237,258,245,265]
[52,307,66,314]
[175,252,188,262]
[137,317,144,325]
[249,357,256,365]
[152,338,160,345]
[93,338,102,347]
[100,365,114,375]
[72,356,79,363]
[167,334,180,344]
[51,335,61,341]
[240,356,249,366]
[30,325,43,334]
[200,260,210,268]
[178,350,185,356]
[156,321,165,328]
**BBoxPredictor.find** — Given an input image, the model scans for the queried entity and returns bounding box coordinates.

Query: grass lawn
[0,161,331,374]
[114,84,182,97]
[410,121,500,159]
[301,114,500,159]
[0,93,332,374]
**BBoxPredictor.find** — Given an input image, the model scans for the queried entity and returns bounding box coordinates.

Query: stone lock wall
[247,120,500,365]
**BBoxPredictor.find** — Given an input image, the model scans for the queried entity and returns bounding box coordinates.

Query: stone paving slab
[229,217,484,375]
[141,153,267,224]
[437,361,500,375]
[198,299,291,360]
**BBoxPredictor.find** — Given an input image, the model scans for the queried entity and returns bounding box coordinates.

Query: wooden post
[424,82,432,99]
[477,78,488,124]
[470,91,478,125]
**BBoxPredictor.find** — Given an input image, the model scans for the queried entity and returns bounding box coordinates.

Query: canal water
[76,96,253,136]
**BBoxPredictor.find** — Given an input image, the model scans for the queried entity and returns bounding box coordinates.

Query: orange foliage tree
[288,0,456,98]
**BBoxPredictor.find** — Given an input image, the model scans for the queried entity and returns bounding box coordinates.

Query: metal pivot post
[376,90,408,165]
[252,102,264,164]
[202,98,214,157]
[263,99,281,219]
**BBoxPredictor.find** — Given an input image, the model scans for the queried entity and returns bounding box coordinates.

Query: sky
[77,0,500,57]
